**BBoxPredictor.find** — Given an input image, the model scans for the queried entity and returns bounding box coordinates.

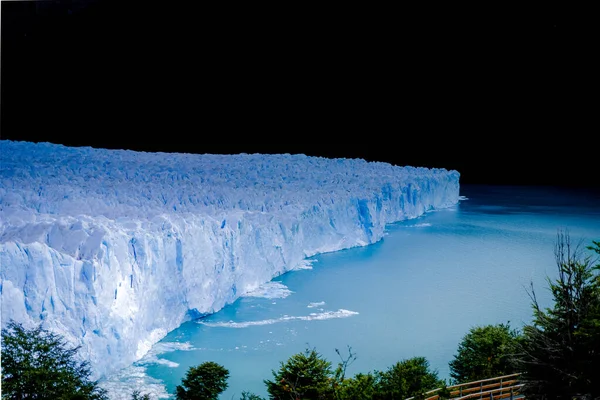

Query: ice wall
[0,140,460,378]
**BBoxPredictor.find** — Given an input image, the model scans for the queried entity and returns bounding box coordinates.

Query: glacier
[0,140,460,379]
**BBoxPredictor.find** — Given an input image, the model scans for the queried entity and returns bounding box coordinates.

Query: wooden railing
[405,373,523,400]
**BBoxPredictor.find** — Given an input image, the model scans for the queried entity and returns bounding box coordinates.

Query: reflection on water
[103,184,600,399]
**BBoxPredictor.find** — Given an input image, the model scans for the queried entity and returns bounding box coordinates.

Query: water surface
[104,184,600,399]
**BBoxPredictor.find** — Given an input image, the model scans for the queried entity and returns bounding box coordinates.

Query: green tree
[1,320,108,400]
[175,361,229,400]
[517,233,600,399]
[336,372,377,399]
[373,357,443,400]
[448,322,521,383]
[264,347,334,399]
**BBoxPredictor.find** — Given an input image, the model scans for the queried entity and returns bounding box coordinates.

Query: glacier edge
[0,140,460,378]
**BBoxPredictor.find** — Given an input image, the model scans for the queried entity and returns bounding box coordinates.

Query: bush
[175,361,230,400]
[336,372,377,399]
[448,322,521,383]
[373,356,443,400]
[264,347,334,399]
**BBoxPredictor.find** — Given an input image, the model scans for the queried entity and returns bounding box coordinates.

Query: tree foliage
[448,322,521,383]
[1,320,108,400]
[264,347,334,399]
[336,372,377,399]
[517,232,600,400]
[175,361,229,400]
[373,357,443,400]
[263,346,443,400]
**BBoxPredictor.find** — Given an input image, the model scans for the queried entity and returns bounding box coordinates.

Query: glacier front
[0,140,460,378]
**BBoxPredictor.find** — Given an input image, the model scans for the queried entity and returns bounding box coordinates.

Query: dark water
[103,184,600,399]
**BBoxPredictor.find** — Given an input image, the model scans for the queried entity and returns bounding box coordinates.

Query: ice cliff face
[0,140,460,378]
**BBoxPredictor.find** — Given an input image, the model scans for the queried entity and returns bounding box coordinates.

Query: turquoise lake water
[103,184,600,399]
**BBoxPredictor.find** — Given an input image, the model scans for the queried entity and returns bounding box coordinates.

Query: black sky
[1,1,597,187]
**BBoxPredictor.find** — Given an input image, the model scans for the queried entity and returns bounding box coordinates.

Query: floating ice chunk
[243,281,293,299]
[198,309,359,328]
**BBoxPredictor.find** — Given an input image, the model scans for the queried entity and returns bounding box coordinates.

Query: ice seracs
[0,140,460,378]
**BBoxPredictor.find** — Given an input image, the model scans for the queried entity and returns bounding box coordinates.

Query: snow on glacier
[0,140,460,379]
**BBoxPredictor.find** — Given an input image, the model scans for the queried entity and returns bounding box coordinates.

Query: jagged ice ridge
[0,140,460,378]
